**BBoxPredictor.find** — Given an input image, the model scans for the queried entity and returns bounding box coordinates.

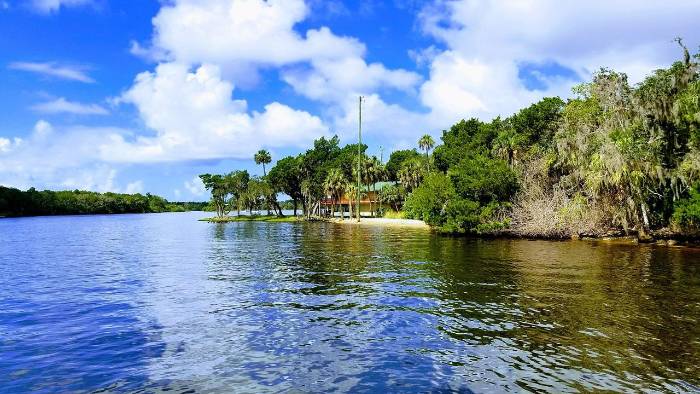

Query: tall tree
[300,136,342,217]
[418,134,435,171]
[398,158,425,193]
[254,149,272,177]
[200,173,235,218]
[268,156,304,215]
[385,149,421,181]
[324,168,347,219]
[229,170,250,216]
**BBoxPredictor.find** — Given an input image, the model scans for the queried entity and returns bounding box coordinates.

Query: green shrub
[449,154,518,203]
[403,173,456,226]
[441,199,480,233]
[672,184,700,231]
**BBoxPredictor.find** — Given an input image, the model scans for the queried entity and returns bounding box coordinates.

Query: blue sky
[1,0,698,201]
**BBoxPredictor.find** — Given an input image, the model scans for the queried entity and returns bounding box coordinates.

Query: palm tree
[324,168,347,219]
[363,158,377,216]
[344,183,357,219]
[254,149,272,177]
[301,179,312,219]
[367,157,385,216]
[418,134,435,172]
[398,158,424,192]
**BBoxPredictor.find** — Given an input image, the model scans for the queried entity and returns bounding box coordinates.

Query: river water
[1,212,699,392]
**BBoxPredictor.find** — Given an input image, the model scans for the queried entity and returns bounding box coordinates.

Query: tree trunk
[275,201,284,217]
[293,200,297,216]
[339,198,344,220]
[373,184,377,217]
[366,184,371,218]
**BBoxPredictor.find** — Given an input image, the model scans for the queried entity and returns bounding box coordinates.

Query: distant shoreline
[0,210,206,219]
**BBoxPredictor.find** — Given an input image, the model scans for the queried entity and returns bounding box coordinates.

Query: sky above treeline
[0,0,699,201]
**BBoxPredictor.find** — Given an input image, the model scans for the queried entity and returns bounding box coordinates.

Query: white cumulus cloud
[414,0,700,121]
[105,62,328,162]
[145,0,363,68]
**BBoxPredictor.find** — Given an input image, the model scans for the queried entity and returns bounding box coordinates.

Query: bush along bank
[402,43,700,243]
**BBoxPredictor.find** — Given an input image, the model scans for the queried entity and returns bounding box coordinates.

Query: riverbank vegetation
[200,138,388,220]
[202,43,700,240]
[406,42,700,239]
[0,186,206,217]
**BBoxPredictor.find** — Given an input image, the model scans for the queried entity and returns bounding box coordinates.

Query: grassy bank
[200,215,302,223]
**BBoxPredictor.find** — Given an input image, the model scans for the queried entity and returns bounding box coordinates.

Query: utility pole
[357,96,363,222]
[379,145,383,215]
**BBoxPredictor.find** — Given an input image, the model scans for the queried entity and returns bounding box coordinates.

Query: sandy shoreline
[200,215,429,228]
[327,217,430,229]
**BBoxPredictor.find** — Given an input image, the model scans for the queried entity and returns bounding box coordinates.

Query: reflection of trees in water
[201,222,700,391]
[512,242,700,386]
[292,223,432,291]
[423,239,700,390]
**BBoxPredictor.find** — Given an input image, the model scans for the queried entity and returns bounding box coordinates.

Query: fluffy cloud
[0,63,329,191]
[31,97,108,115]
[8,61,94,83]
[105,62,328,162]
[130,0,700,151]
[0,120,133,192]
[282,57,421,102]
[6,0,699,196]
[332,94,431,141]
[414,0,700,121]
[184,176,205,196]
[144,0,363,68]
[0,137,11,152]
[142,0,420,96]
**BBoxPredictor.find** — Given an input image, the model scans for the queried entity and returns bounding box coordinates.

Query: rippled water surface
[1,212,700,392]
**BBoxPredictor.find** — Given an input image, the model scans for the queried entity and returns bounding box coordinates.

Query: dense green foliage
[0,186,201,217]
[403,43,700,236]
[268,156,303,214]
[672,183,700,232]
[201,43,700,238]
[385,149,421,181]
[202,137,391,219]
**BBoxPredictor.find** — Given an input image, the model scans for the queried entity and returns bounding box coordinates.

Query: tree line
[0,186,207,217]
[404,41,700,237]
[205,42,700,237]
[200,138,410,219]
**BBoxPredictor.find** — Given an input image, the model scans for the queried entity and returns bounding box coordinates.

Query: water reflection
[1,213,699,392]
